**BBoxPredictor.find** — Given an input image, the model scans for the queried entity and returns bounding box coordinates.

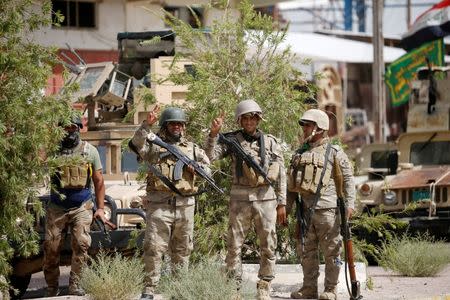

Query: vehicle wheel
[9,274,31,300]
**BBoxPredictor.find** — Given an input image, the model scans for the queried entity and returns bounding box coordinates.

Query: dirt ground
[361,265,450,300]
[20,264,450,300]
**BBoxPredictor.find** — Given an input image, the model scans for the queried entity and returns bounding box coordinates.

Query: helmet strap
[304,125,324,143]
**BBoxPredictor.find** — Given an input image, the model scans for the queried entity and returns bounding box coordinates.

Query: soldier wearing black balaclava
[43,116,106,297]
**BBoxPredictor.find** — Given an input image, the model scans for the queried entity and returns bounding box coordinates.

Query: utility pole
[372,0,386,142]
[407,0,412,29]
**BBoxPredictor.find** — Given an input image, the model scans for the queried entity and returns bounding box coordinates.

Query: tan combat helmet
[299,109,329,131]
[235,99,263,122]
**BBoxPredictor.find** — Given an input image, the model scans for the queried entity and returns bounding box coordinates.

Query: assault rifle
[295,195,307,252]
[93,201,117,244]
[146,133,224,194]
[426,57,438,114]
[333,159,362,300]
[218,133,274,188]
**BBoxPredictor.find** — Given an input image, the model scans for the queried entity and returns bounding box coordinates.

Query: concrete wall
[32,0,166,50]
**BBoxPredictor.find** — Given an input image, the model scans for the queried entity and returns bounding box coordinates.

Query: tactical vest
[288,143,333,195]
[147,141,197,193]
[233,133,280,187]
[56,142,92,190]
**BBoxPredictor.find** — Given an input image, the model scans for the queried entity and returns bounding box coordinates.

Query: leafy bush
[156,0,313,263]
[158,258,239,300]
[1,0,73,292]
[78,251,145,300]
[351,208,408,264]
[376,234,450,277]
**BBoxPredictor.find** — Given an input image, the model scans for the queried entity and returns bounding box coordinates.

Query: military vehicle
[355,65,450,238]
[9,31,187,299]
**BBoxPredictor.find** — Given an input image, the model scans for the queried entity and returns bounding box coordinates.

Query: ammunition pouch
[288,150,332,194]
[288,154,300,192]
[147,164,197,194]
[147,146,197,194]
[57,163,91,189]
[241,161,279,187]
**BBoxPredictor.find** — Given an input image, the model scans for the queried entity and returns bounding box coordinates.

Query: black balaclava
[61,129,80,149]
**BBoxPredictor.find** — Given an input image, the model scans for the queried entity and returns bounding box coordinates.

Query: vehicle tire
[9,274,31,300]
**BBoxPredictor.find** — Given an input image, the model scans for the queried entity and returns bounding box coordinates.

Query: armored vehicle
[356,66,450,238]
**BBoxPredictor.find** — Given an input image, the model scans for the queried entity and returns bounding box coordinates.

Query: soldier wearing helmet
[205,99,286,300]
[129,105,210,300]
[43,114,106,297]
[287,108,355,300]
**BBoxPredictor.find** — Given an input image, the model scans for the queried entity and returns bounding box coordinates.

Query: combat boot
[290,286,318,299]
[140,286,154,300]
[68,284,86,296]
[45,286,59,297]
[256,280,271,300]
[319,286,337,300]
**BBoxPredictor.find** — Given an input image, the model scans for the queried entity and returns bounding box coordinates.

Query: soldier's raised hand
[209,111,225,138]
[147,104,161,126]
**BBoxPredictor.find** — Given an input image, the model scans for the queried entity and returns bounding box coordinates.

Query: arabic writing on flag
[401,0,450,50]
[385,39,444,107]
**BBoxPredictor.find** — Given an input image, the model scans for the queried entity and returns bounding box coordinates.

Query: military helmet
[299,109,329,130]
[159,107,187,127]
[59,115,83,129]
[71,116,83,129]
[235,99,263,122]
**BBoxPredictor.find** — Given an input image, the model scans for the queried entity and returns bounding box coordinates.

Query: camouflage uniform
[43,201,93,291]
[287,137,355,299]
[131,120,210,292]
[43,140,102,295]
[205,130,286,285]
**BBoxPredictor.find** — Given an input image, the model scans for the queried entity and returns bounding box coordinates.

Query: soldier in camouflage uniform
[287,109,355,300]
[130,106,210,300]
[205,100,287,300]
[43,117,106,297]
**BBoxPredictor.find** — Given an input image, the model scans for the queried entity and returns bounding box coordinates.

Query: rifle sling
[303,143,333,234]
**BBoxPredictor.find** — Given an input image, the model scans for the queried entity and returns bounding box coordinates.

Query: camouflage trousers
[43,201,93,289]
[225,199,277,283]
[296,208,342,290]
[143,201,195,288]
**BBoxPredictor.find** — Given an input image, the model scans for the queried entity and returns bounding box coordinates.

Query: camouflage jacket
[131,120,210,206]
[287,137,355,212]
[205,130,286,205]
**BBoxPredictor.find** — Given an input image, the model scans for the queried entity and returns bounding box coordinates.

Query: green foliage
[124,87,156,123]
[351,208,408,262]
[0,0,72,290]
[366,276,374,290]
[78,251,145,300]
[158,257,239,300]
[376,233,450,277]
[163,0,311,144]
[157,0,312,262]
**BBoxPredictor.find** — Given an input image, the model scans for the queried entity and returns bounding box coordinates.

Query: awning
[282,32,406,63]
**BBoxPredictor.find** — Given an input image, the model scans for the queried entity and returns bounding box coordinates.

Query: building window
[52,0,96,29]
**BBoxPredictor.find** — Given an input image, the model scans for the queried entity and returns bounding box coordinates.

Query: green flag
[385,39,444,107]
